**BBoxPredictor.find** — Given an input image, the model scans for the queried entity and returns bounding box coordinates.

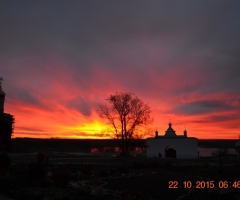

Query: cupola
[184,129,187,137]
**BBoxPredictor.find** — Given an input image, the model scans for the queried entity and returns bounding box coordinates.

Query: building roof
[147,122,197,140]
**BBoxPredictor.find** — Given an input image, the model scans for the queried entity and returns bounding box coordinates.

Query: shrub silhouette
[25,162,46,184]
[81,165,93,175]
[0,153,11,169]
[0,153,11,179]
[37,152,46,165]
[51,171,72,187]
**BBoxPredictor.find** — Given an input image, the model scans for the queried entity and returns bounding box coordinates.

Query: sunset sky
[1,1,240,139]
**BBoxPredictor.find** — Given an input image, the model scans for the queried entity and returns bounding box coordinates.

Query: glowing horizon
[5,89,240,140]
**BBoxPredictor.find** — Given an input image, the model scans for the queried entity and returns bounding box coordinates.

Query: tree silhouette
[97,92,153,154]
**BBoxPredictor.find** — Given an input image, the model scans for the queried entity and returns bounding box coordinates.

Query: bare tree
[97,92,153,154]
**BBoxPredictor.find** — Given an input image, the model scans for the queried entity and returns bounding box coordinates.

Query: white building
[147,122,198,159]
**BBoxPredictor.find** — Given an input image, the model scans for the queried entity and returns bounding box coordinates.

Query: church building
[0,77,14,151]
[147,122,198,159]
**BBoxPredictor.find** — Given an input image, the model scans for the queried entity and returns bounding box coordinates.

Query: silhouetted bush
[120,190,147,200]
[130,159,159,168]
[79,186,91,196]
[0,153,11,169]
[164,159,172,167]
[36,151,49,166]
[51,171,72,187]
[25,162,46,184]
[81,164,93,175]
[116,164,129,174]
[0,153,11,179]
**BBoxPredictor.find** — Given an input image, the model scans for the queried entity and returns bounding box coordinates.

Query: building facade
[147,122,198,159]
[0,78,14,151]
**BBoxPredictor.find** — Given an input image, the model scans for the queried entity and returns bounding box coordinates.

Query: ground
[1,154,240,200]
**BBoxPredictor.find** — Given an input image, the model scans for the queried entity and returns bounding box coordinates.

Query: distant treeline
[10,138,239,152]
[11,138,119,152]
[198,139,238,148]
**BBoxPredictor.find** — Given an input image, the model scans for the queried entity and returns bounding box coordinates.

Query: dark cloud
[10,91,54,111]
[16,126,47,132]
[66,97,92,116]
[192,115,238,124]
[1,1,239,57]
[1,1,239,88]
[17,92,40,106]
[171,99,239,115]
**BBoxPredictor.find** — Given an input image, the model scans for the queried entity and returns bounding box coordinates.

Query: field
[1,138,240,199]
[10,138,239,152]
[1,151,240,200]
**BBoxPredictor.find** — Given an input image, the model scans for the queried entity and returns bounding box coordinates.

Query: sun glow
[67,121,103,133]
[60,121,110,139]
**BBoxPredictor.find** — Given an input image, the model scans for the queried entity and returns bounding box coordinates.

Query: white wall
[147,137,198,159]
